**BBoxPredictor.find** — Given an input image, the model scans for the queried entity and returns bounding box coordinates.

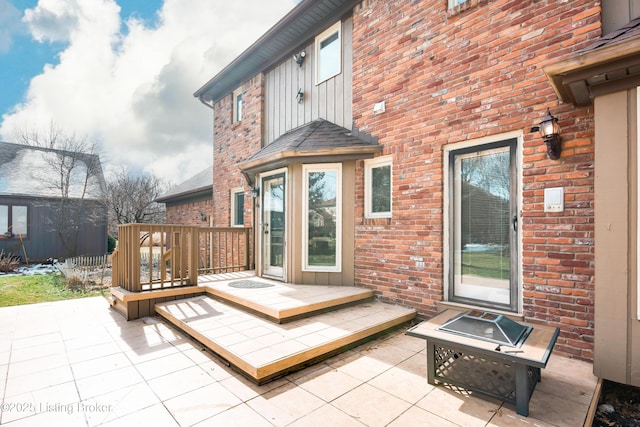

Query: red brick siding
[352,0,600,361]
[212,75,263,227]
[166,200,212,226]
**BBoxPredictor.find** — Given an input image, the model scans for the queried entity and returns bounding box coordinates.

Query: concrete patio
[0,296,597,426]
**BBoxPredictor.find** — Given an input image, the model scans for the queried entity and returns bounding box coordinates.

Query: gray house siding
[0,195,107,262]
[264,16,353,144]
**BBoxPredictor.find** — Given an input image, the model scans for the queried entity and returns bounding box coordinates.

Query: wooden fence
[112,224,253,292]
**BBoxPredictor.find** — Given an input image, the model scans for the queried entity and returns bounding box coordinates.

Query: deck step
[155,295,416,384]
[201,278,375,323]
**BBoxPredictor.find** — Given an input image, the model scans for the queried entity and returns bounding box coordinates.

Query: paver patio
[0,297,597,426]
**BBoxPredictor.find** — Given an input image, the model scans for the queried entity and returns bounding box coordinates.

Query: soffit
[544,17,640,106]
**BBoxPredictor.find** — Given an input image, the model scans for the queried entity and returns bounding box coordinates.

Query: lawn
[462,250,510,280]
[0,274,105,307]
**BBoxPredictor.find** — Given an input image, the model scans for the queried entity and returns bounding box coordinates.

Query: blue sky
[1,0,162,117]
[0,0,296,183]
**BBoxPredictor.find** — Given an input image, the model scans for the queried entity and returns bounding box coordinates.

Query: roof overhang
[544,32,640,106]
[237,119,382,179]
[239,146,382,177]
[193,0,361,104]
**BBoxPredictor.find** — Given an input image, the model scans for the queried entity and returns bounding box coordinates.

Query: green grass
[462,251,510,280]
[0,274,105,307]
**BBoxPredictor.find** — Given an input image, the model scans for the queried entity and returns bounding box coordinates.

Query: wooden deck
[154,276,416,383]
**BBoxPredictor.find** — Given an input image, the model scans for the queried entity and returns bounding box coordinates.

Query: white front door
[261,171,286,279]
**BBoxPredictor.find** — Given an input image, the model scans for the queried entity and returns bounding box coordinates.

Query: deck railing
[112,224,253,292]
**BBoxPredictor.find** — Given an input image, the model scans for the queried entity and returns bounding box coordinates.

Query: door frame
[258,168,288,281]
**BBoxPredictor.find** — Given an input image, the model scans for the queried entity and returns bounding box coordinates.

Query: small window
[365,156,392,218]
[233,88,243,123]
[0,205,27,237]
[231,187,245,227]
[448,0,468,8]
[315,21,341,84]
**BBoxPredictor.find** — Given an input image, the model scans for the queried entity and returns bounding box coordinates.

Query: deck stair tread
[155,295,416,383]
[201,278,375,322]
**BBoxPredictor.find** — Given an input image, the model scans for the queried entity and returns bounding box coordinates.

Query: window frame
[443,133,522,313]
[230,187,245,227]
[0,204,28,238]
[302,163,342,272]
[232,88,243,123]
[315,21,342,85]
[364,156,393,219]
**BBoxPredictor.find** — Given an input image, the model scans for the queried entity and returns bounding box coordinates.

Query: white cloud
[0,0,23,52]
[0,0,297,184]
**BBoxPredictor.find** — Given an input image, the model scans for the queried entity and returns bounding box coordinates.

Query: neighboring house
[194,0,640,386]
[0,141,107,261]
[156,166,214,226]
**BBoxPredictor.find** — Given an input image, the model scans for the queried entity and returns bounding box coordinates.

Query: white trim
[364,155,393,218]
[232,88,243,123]
[230,187,245,227]
[302,163,342,272]
[443,131,524,314]
[259,168,288,281]
[315,21,342,85]
[637,86,640,320]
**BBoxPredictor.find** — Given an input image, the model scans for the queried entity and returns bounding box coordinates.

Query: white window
[445,137,519,312]
[315,21,341,84]
[230,187,245,227]
[365,156,392,218]
[303,164,342,272]
[233,88,243,123]
[448,0,468,8]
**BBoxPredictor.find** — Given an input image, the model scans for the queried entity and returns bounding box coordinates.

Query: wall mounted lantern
[199,212,207,222]
[538,108,561,160]
[250,187,260,198]
[296,88,304,104]
[293,51,306,67]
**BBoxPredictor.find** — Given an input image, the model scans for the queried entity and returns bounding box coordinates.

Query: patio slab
[0,297,598,426]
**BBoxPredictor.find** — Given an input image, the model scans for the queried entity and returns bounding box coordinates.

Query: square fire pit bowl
[407,309,559,416]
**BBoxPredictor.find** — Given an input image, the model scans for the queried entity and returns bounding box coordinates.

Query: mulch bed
[593,380,640,426]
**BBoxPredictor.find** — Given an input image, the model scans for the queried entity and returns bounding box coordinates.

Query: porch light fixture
[199,212,207,222]
[250,187,260,198]
[293,50,306,67]
[297,88,304,104]
[538,108,561,160]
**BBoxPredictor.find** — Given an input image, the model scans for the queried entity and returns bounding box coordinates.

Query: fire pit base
[407,309,559,417]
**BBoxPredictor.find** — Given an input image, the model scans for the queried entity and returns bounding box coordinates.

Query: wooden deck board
[155,295,415,383]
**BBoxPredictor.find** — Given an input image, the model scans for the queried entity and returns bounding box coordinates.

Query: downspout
[198,95,214,110]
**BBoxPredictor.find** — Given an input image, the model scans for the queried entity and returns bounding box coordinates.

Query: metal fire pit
[407,309,559,417]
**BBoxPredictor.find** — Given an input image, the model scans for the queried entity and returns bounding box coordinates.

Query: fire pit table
[407,309,559,417]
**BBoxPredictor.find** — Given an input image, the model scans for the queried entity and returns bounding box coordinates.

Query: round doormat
[228,280,275,289]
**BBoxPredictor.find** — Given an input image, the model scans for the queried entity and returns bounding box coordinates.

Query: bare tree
[14,122,105,257]
[102,168,166,236]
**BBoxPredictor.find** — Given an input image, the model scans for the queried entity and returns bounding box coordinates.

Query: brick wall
[212,75,263,227]
[166,200,213,226]
[352,0,600,361]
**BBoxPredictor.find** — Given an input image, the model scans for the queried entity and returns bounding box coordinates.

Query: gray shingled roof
[581,16,640,52]
[0,141,105,200]
[238,119,381,175]
[156,166,213,203]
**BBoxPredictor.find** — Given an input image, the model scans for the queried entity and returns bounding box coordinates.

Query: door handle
[512,215,518,232]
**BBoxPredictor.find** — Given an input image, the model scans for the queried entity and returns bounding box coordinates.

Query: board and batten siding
[264,17,353,144]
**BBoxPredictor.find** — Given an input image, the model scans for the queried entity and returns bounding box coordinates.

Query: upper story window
[448,0,467,7]
[364,156,392,218]
[230,187,245,227]
[315,21,341,84]
[1,205,28,238]
[233,88,243,123]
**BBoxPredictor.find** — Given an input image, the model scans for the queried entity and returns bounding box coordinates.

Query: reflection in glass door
[450,140,517,311]
[262,173,285,279]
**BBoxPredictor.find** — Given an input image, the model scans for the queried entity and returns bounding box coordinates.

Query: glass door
[450,139,518,311]
[261,172,286,279]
